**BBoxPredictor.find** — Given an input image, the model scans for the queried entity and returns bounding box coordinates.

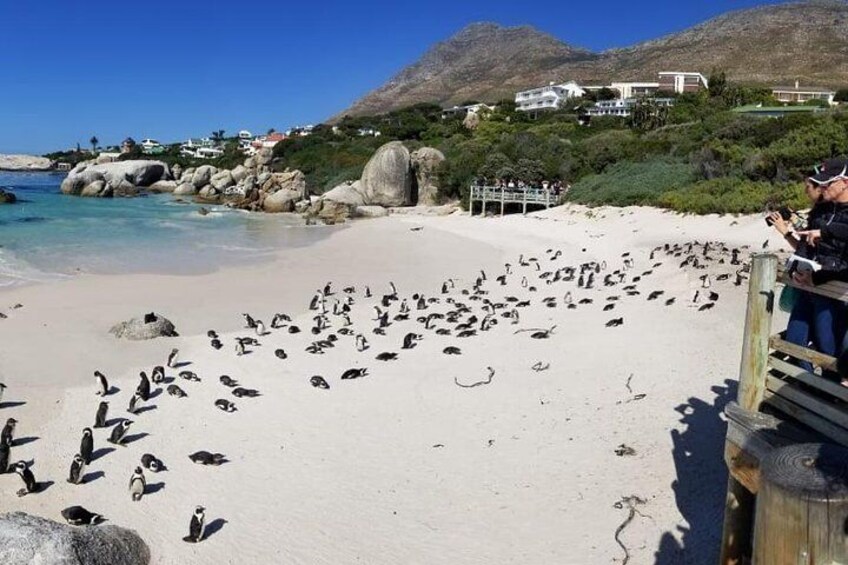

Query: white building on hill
[515,81,585,113]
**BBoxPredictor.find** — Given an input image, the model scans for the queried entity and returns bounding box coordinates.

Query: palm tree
[211,130,226,144]
[89,136,99,153]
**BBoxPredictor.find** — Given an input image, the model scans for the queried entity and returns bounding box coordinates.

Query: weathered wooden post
[468,185,474,217]
[719,253,777,565]
[753,443,848,564]
[482,187,487,217]
[522,189,527,215]
[500,186,505,216]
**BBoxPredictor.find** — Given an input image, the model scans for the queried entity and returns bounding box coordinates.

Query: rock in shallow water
[0,511,150,565]
[110,313,178,340]
[0,188,17,204]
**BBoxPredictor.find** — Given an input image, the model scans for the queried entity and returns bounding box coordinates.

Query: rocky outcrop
[173,183,196,196]
[109,313,178,340]
[209,170,235,191]
[61,161,170,197]
[80,181,109,197]
[148,180,177,193]
[0,189,17,204]
[262,189,302,213]
[322,181,365,207]
[0,511,150,565]
[354,205,388,218]
[190,165,216,188]
[411,147,445,206]
[0,155,54,172]
[359,141,412,207]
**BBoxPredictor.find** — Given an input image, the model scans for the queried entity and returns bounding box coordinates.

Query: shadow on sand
[654,379,736,565]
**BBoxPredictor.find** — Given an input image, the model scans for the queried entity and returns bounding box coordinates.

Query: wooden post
[522,189,527,215]
[468,185,474,217]
[545,188,550,209]
[500,187,505,216]
[482,187,487,217]
[753,443,848,564]
[719,253,777,565]
[737,253,777,412]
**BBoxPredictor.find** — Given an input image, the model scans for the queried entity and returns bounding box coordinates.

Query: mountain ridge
[335,0,848,118]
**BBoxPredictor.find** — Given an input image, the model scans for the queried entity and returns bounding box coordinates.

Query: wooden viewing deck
[467,185,559,216]
[720,254,848,564]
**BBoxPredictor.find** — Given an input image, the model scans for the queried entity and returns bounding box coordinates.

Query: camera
[765,206,793,226]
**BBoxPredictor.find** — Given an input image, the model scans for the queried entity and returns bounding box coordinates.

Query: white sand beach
[0,206,789,564]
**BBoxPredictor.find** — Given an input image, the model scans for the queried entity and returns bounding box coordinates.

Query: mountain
[335,0,848,118]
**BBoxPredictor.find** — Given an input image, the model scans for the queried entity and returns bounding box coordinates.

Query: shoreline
[0,207,790,564]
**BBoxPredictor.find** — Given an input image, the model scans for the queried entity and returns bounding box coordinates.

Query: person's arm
[770,212,800,250]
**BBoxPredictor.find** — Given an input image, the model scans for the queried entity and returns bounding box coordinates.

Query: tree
[596,87,618,101]
[834,89,848,103]
[628,100,669,132]
[89,136,99,153]
[708,70,728,99]
[267,128,276,135]
[211,130,226,143]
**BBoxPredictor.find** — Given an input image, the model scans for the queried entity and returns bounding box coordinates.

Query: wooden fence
[720,254,848,564]
[467,185,559,216]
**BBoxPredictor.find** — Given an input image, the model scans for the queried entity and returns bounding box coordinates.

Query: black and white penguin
[94,401,109,428]
[355,334,369,352]
[1,418,16,447]
[211,338,223,350]
[61,506,102,526]
[179,370,199,382]
[13,461,38,496]
[67,454,86,485]
[167,348,180,368]
[129,467,146,501]
[207,330,219,339]
[255,320,266,336]
[443,346,461,355]
[141,453,162,472]
[108,420,132,446]
[232,387,261,398]
[167,384,188,398]
[340,368,368,380]
[128,391,143,415]
[214,399,236,412]
[183,506,206,543]
[151,366,165,384]
[310,376,330,389]
[376,352,398,361]
[235,340,245,356]
[80,428,94,465]
[402,333,421,350]
[137,372,151,401]
[94,371,109,396]
[188,451,226,466]
[242,313,257,329]
[219,375,238,387]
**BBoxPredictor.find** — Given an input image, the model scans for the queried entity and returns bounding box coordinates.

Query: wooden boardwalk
[467,185,559,216]
[720,255,848,564]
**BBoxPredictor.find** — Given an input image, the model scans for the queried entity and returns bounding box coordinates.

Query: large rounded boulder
[110,312,178,340]
[263,189,301,213]
[0,511,150,565]
[411,147,445,206]
[359,141,413,207]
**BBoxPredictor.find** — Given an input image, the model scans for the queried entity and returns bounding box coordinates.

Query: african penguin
[94,371,109,396]
[188,451,226,466]
[141,453,163,472]
[167,348,179,368]
[214,399,236,412]
[67,454,86,485]
[80,428,94,464]
[129,467,146,501]
[13,461,38,496]
[183,506,206,543]
[108,420,132,445]
[94,401,109,428]
[1,418,16,447]
[61,506,103,526]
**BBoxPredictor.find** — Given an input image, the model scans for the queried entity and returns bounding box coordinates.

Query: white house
[587,97,675,118]
[772,81,835,105]
[441,103,496,118]
[515,81,585,113]
[658,72,709,94]
[609,81,660,99]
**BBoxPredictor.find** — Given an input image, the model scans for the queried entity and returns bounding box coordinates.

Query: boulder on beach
[411,147,445,206]
[263,189,302,213]
[0,511,150,565]
[254,148,273,168]
[322,181,365,207]
[230,165,248,184]
[173,182,197,196]
[0,188,17,204]
[262,170,307,200]
[109,312,178,340]
[190,165,217,188]
[148,180,177,193]
[61,161,170,196]
[0,154,54,172]
[210,170,235,190]
[80,180,109,198]
[359,141,412,207]
[354,205,388,218]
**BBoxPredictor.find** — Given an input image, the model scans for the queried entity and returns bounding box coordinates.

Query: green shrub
[567,160,695,207]
[657,178,807,214]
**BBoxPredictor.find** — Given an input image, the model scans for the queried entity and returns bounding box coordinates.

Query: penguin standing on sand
[13,461,38,496]
[94,402,109,428]
[128,391,143,415]
[94,371,109,396]
[242,313,258,329]
[129,467,146,501]
[80,428,94,464]
[137,372,151,401]
[167,349,180,368]
[0,443,9,474]
[255,320,266,336]
[356,334,369,352]
[151,366,165,384]
[62,506,102,526]
[235,339,245,356]
[109,420,132,446]
[1,418,16,447]
[67,454,86,485]
[183,506,206,543]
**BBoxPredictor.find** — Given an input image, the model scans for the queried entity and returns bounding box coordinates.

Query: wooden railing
[467,185,559,216]
[720,254,848,564]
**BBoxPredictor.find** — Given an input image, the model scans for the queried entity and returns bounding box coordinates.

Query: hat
[810,157,848,185]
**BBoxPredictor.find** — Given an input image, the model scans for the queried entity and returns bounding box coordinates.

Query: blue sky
[0,0,787,154]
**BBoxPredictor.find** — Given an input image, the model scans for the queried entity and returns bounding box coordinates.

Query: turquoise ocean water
[0,172,331,288]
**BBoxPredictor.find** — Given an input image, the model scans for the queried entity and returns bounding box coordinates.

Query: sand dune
[0,206,790,564]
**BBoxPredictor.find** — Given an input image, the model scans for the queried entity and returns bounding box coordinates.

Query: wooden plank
[768,335,837,372]
[762,390,848,446]
[766,375,848,431]
[768,355,848,402]
[737,254,778,411]
[719,475,755,565]
[725,440,761,494]
[777,267,848,303]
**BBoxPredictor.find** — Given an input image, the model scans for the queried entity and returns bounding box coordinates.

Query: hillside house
[587,97,674,118]
[515,81,585,113]
[657,72,708,94]
[441,103,496,118]
[609,81,660,99]
[772,81,835,105]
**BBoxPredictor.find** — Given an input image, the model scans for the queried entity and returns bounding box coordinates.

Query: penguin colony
[0,238,748,547]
